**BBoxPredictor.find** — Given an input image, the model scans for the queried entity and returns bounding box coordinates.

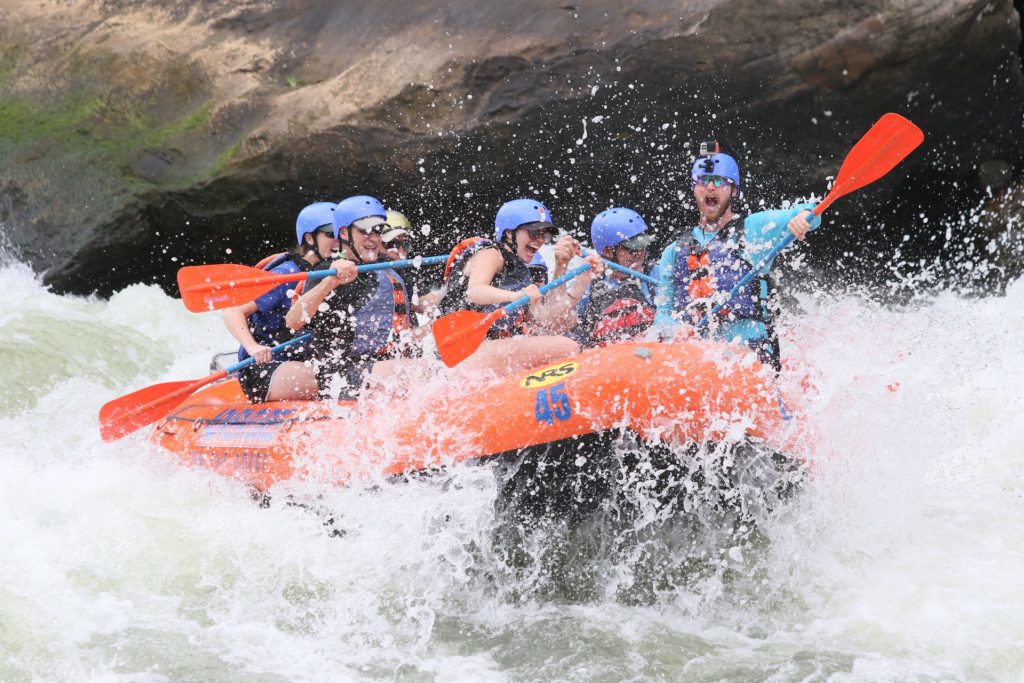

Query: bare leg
[265,361,319,401]
[369,358,409,379]
[456,335,580,375]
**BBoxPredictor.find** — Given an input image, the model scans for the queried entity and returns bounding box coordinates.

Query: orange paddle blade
[815,113,924,215]
[178,264,306,312]
[99,372,226,442]
[433,309,505,367]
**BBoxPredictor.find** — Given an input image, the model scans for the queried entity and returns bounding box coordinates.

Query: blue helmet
[332,195,387,239]
[590,207,654,254]
[691,152,741,195]
[494,198,555,242]
[295,202,337,245]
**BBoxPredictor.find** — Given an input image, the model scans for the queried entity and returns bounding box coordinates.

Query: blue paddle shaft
[580,249,657,285]
[500,263,593,314]
[305,254,447,280]
[602,259,658,286]
[696,222,804,330]
[226,333,313,374]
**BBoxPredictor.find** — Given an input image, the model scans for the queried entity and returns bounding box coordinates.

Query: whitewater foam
[1,261,1022,681]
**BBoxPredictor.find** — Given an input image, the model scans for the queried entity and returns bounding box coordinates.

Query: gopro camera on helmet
[699,139,720,157]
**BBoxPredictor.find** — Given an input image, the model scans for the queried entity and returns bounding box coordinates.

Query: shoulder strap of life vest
[253,252,310,301]
[384,269,410,334]
[444,237,487,282]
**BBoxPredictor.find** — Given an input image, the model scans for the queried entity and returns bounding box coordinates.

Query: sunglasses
[692,175,733,188]
[315,225,334,236]
[387,239,412,248]
[526,227,558,244]
[351,224,384,235]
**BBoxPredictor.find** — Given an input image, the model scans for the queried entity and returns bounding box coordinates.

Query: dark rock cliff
[0,0,1021,296]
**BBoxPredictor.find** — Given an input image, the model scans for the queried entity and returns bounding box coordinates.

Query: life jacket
[348,269,412,359]
[237,252,313,362]
[440,237,537,338]
[377,269,412,356]
[671,217,773,327]
[581,277,655,347]
[253,252,307,301]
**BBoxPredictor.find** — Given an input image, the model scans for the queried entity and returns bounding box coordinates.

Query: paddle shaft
[499,262,594,317]
[243,255,447,290]
[134,333,313,415]
[226,333,312,374]
[580,249,658,286]
[694,209,815,331]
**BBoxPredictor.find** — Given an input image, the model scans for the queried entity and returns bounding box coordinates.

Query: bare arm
[464,248,535,306]
[285,259,357,331]
[222,301,274,363]
[412,289,445,316]
[530,241,601,333]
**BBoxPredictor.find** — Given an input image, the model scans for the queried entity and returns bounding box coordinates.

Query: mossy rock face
[0,0,1022,296]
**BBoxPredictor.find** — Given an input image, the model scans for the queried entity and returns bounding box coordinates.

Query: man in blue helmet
[573,207,656,348]
[438,198,602,374]
[654,142,820,370]
[285,195,414,399]
[222,201,338,403]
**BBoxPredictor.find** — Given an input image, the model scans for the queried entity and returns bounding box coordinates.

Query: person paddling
[574,207,656,348]
[438,198,602,373]
[382,209,414,262]
[655,141,820,370]
[221,202,336,402]
[382,208,442,319]
[285,195,414,399]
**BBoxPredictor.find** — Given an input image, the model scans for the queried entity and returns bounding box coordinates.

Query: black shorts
[238,361,286,403]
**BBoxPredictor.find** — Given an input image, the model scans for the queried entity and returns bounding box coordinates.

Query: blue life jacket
[238,253,312,362]
[440,238,538,338]
[670,217,770,325]
[304,264,411,364]
[351,268,410,358]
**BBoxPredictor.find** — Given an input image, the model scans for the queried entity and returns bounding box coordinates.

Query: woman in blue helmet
[285,195,415,400]
[574,207,657,348]
[654,143,821,370]
[439,198,603,373]
[221,201,337,403]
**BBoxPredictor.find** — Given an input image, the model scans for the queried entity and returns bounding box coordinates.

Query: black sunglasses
[351,224,385,235]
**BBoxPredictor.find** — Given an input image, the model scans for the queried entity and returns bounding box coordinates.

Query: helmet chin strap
[501,231,525,261]
[303,233,333,262]
[338,230,366,265]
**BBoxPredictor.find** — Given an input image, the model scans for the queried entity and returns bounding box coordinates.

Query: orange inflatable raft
[150,339,808,510]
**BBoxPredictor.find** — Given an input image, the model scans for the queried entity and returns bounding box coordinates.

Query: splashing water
[1,258,1022,681]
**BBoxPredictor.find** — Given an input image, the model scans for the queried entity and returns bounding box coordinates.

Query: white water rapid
[1,256,1021,682]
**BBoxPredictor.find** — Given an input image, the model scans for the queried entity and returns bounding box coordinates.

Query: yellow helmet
[385,209,412,230]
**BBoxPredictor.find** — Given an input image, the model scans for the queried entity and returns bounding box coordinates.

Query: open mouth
[704,195,720,209]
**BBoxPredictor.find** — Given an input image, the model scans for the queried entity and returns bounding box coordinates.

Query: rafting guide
[652,140,820,371]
